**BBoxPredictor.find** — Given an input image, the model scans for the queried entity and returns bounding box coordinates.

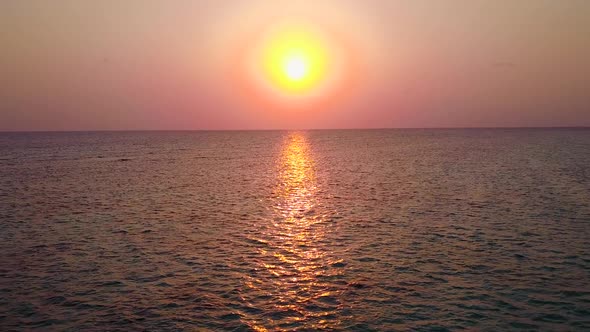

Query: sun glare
[238,19,353,109]
[263,26,329,95]
[284,54,308,81]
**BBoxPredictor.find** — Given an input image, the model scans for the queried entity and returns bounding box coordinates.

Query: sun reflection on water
[241,132,345,331]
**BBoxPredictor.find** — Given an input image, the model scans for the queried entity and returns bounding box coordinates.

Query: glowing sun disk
[239,19,353,109]
[284,54,308,81]
[257,24,331,95]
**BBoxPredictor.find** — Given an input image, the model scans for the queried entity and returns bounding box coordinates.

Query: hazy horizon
[1,126,590,133]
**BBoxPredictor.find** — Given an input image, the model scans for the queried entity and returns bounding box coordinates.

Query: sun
[257,22,331,96]
[284,54,308,81]
[237,19,353,109]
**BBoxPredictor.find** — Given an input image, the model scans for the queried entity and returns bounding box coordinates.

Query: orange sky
[1,0,589,130]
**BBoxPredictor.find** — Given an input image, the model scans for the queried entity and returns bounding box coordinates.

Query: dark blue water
[1,129,589,331]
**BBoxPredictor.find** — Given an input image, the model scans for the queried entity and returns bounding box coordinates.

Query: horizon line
[1,126,589,133]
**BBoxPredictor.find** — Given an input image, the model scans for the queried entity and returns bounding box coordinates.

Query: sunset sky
[1,0,589,130]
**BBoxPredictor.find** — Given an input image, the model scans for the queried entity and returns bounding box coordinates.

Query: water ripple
[0,129,589,330]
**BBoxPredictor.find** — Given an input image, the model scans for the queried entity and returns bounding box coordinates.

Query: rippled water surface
[1,129,590,331]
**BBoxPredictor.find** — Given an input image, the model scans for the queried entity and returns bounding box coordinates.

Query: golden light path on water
[240,132,346,331]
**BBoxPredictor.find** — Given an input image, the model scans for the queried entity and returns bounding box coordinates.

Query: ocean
[1,129,589,331]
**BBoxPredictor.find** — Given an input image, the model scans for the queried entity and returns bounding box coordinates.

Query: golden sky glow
[1,1,589,129]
